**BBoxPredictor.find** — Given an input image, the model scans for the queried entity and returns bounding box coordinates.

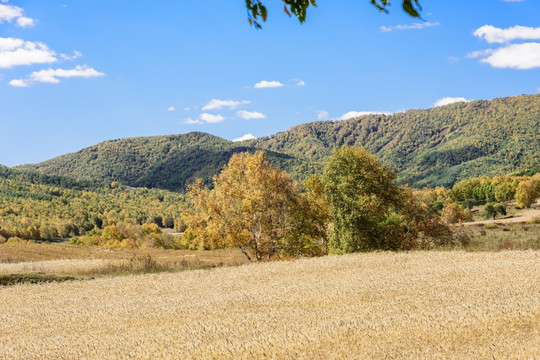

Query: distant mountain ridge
[18,94,540,190]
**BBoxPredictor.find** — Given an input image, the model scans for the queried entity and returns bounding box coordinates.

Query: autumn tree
[182,151,327,261]
[515,180,538,208]
[440,202,466,224]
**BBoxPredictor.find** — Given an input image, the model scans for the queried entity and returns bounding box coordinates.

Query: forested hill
[19,94,540,190]
[18,132,307,192]
[248,94,540,187]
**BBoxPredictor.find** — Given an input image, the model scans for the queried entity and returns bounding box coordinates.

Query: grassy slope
[18,94,540,189]
[1,251,539,359]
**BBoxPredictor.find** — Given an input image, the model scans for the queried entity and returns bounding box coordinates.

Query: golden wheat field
[1,251,540,359]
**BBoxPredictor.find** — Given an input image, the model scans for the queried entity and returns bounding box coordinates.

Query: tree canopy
[182,151,327,261]
[246,0,422,28]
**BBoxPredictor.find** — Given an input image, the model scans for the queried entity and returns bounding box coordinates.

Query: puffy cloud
[474,25,540,43]
[9,65,105,86]
[317,110,329,120]
[184,118,202,125]
[479,42,540,69]
[237,110,265,120]
[199,113,225,123]
[167,106,175,112]
[233,133,256,142]
[254,80,284,89]
[8,78,27,87]
[0,3,22,23]
[16,16,34,28]
[202,99,249,111]
[433,97,471,107]
[0,4,35,28]
[0,37,56,68]
[296,80,306,86]
[380,21,440,32]
[339,111,392,120]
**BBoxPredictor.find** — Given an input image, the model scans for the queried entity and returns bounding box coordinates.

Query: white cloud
[8,78,27,87]
[202,98,249,111]
[433,97,471,107]
[60,50,82,61]
[0,37,56,68]
[237,110,265,120]
[380,21,440,32]
[296,80,306,86]
[233,133,256,142]
[254,80,284,89]
[16,16,34,28]
[339,111,392,120]
[184,107,191,111]
[0,3,22,23]
[199,113,225,123]
[184,118,202,125]
[0,4,36,28]
[474,25,540,44]
[466,49,495,58]
[10,65,105,86]
[478,42,540,69]
[167,106,175,112]
[317,110,329,120]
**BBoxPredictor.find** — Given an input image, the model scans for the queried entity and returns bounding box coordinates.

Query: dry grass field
[0,242,248,285]
[1,251,540,359]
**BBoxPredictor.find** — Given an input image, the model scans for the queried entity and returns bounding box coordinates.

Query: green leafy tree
[483,203,506,220]
[494,204,506,218]
[483,204,496,220]
[245,0,422,28]
[323,146,401,253]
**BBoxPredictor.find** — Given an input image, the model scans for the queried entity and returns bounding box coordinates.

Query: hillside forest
[1,146,539,261]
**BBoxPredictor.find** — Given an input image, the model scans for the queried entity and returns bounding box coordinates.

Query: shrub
[6,237,23,244]
[527,216,540,224]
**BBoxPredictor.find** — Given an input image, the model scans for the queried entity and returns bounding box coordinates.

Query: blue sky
[1,0,539,166]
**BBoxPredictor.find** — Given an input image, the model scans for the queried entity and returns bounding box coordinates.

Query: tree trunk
[239,247,252,262]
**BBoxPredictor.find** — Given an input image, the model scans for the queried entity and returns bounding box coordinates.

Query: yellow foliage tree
[183,151,327,261]
[515,180,538,208]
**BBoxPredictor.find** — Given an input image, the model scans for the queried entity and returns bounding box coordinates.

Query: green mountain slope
[247,94,540,187]
[19,132,306,192]
[18,94,540,190]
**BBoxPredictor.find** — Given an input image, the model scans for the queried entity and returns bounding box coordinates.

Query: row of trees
[450,175,540,208]
[183,147,454,261]
[0,176,185,244]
